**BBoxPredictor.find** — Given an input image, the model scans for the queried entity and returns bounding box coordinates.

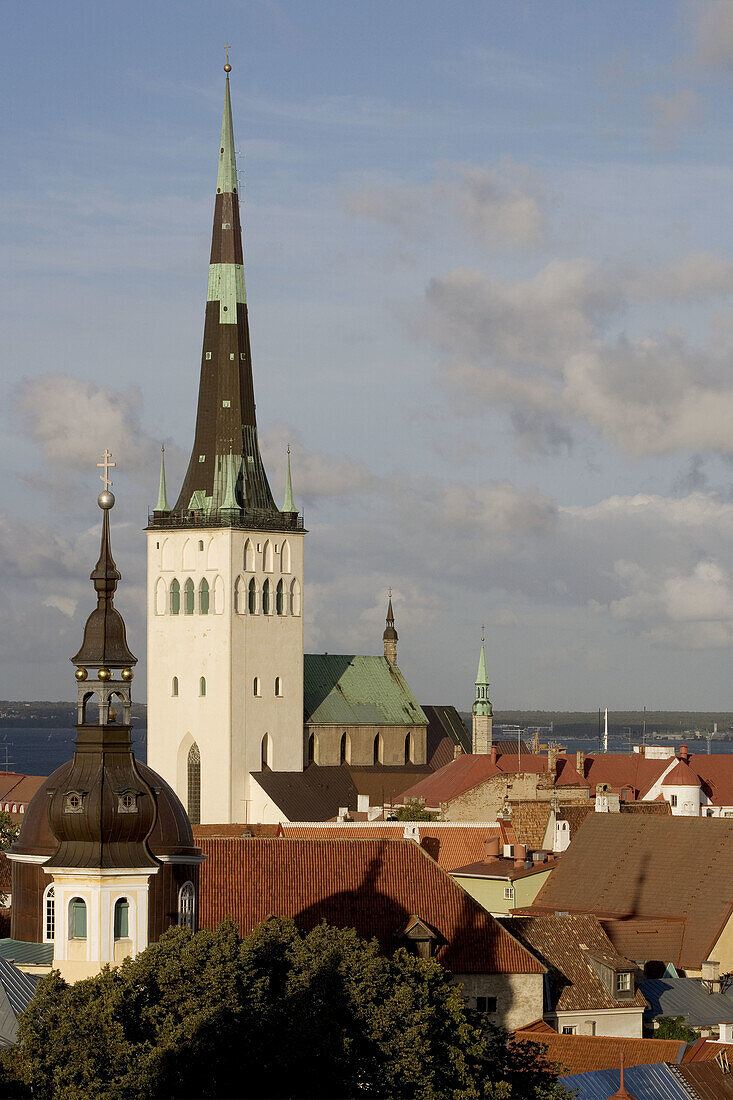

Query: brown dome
[11,759,198,862]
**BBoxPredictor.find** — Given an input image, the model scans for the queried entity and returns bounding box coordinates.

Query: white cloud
[648,89,703,146]
[261,423,377,505]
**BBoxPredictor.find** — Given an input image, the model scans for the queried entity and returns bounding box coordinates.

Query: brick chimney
[702,959,721,994]
[513,843,527,868]
[490,745,498,765]
[548,745,559,775]
[576,750,585,775]
[679,743,689,763]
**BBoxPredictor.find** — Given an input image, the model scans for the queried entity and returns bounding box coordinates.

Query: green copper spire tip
[217,69,238,195]
[282,444,297,513]
[155,445,170,513]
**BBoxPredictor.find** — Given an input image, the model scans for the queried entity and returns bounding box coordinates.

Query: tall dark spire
[172,62,281,521]
[383,590,398,665]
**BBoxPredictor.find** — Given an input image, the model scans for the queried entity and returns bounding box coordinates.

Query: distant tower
[9,459,201,981]
[472,635,493,754]
[383,591,398,666]
[146,61,305,825]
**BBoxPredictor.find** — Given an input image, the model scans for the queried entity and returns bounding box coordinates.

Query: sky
[4,1,733,708]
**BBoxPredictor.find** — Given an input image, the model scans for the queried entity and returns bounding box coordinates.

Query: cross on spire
[97,449,115,490]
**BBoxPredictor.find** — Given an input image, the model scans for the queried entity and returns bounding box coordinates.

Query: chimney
[484,836,500,860]
[719,1022,733,1044]
[357,793,369,814]
[548,744,559,775]
[703,960,721,994]
[576,750,585,775]
[453,742,463,759]
[513,843,527,868]
[679,743,689,763]
[337,806,349,821]
[490,745,498,765]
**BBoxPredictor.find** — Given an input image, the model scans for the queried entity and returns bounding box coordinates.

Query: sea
[1,728,733,778]
[0,727,147,776]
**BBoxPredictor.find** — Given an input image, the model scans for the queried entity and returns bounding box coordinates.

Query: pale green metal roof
[155,445,169,512]
[283,447,296,513]
[217,75,238,195]
[304,654,427,727]
[0,939,53,966]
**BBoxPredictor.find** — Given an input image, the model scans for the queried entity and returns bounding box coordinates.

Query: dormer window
[117,790,139,814]
[65,791,85,814]
[400,916,443,961]
[616,971,632,993]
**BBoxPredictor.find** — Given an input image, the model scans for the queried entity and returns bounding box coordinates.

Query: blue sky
[4,1,733,709]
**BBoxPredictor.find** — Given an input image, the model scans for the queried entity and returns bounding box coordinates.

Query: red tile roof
[280,822,513,872]
[512,1032,687,1075]
[662,760,701,787]
[683,1038,733,1062]
[198,837,545,975]
[532,815,733,968]
[601,918,686,967]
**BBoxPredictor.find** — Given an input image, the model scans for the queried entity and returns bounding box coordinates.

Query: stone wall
[453,972,544,1032]
[444,773,588,821]
[305,724,427,767]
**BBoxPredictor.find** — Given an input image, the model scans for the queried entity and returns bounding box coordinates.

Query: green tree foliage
[390,797,440,821]
[0,812,19,852]
[9,919,570,1100]
[655,1015,698,1043]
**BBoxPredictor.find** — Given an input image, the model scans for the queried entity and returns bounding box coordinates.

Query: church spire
[383,590,398,665]
[170,61,286,523]
[155,444,170,513]
[472,632,493,754]
[282,445,296,513]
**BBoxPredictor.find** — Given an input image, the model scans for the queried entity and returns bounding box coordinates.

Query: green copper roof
[221,451,238,512]
[476,641,489,687]
[283,447,296,513]
[304,654,427,727]
[217,75,238,195]
[155,445,170,513]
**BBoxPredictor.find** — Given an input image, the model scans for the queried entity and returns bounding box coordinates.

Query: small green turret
[155,445,170,514]
[472,635,493,754]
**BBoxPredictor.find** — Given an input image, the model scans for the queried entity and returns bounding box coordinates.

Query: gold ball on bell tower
[121,668,134,681]
[97,667,112,681]
[75,668,88,681]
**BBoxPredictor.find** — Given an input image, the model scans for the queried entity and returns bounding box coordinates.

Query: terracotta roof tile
[662,760,702,787]
[512,1032,687,1075]
[510,802,553,848]
[532,815,733,968]
[281,822,506,872]
[198,837,545,975]
[502,915,646,1013]
[601,918,686,966]
[683,1037,733,1062]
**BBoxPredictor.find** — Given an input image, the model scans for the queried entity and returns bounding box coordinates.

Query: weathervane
[97,449,116,491]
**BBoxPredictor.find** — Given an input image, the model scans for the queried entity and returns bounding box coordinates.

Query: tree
[0,811,19,852]
[9,919,570,1100]
[389,797,441,821]
[655,1015,698,1043]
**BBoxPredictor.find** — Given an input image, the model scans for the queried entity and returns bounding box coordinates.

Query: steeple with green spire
[473,636,492,718]
[472,632,493,754]
[154,445,170,514]
[282,445,296,513]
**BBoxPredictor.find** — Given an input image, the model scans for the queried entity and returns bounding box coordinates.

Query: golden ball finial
[121,667,134,681]
[75,667,88,682]
[97,667,111,682]
[224,63,231,72]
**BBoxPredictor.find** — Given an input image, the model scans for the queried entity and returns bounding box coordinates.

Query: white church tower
[146,63,305,825]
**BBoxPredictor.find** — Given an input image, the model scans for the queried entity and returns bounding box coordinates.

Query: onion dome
[383,596,398,642]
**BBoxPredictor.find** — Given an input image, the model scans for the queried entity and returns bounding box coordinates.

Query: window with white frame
[616,971,632,993]
[43,884,55,942]
[178,882,195,930]
[562,1026,576,1035]
[503,886,514,901]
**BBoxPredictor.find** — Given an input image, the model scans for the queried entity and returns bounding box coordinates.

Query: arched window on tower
[263,540,274,573]
[199,676,206,697]
[374,734,383,765]
[405,732,413,765]
[276,579,285,615]
[43,884,55,943]
[184,578,195,615]
[248,577,258,614]
[170,578,180,616]
[261,733,272,769]
[340,732,351,764]
[281,541,291,574]
[199,577,210,615]
[114,897,129,940]
[308,733,317,764]
[290,578,301,617]
[178,882,195,930]
[187,743,201,825]
[262,578,271,615]
[244,539,255,572]
[172,677,179,697]
[275,676,283,697]
[69,897,87,940]
[234,576,244,614]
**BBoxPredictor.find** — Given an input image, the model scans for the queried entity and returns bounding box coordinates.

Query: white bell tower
[146,65,305,825]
